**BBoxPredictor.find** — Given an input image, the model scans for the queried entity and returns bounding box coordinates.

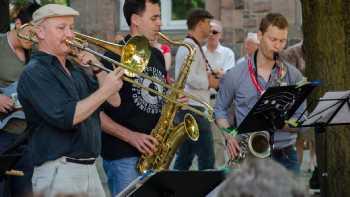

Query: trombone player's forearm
[73,67,124,125]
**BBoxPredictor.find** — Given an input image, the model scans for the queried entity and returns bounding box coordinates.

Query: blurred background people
[0,2,40,197]
[203,19,235,74]
[236,32,260,65]
[173,8,216,171]
[150,34,172,83]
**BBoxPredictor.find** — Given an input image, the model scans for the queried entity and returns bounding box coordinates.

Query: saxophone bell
[228,131,271,166]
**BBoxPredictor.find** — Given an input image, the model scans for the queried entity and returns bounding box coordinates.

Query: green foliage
[11,0,27,7]
[172,0,204,20]
[11,0,68,6]
[40,0,68,5]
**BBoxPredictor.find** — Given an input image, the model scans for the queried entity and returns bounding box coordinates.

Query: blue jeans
[173,107,215,170]
[103,157,140,196]
[272,146,300,174]
[0,132,33,197]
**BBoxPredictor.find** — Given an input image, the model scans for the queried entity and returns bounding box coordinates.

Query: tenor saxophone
[137,33,200,173]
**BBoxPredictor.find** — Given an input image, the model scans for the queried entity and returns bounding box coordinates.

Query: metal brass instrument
[16,24,213,120]
[17,24,213,172]
[73,32,150,78]
[228,131,271,166]
[137,32,200,173]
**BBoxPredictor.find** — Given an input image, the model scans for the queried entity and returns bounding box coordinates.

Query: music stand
[299,90,350,197]
[237,82,319,133]
[117,170,225,197]
[235,82,318,155]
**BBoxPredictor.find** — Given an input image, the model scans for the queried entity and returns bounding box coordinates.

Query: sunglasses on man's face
[212,30,220,35]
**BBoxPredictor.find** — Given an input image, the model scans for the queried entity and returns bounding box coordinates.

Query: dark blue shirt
[18,51,101,166]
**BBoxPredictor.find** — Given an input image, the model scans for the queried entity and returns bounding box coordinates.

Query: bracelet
[221,127,237,136]
[92,68,103,75]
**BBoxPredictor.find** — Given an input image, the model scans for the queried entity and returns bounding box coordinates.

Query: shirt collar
[32,50,74,70]
[250,50,283,71]
[204,43,224,53]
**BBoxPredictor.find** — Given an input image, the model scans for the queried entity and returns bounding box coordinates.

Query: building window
[119,0,205,31]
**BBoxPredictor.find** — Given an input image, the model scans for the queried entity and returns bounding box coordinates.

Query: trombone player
[17,4,124,196]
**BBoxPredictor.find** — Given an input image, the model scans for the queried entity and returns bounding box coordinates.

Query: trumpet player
[17,4,124,197]
[214,13,305,174]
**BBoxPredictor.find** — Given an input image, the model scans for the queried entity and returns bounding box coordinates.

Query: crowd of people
[0,0,316,196]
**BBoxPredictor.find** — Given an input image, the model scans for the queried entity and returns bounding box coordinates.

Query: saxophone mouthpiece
[273,52,279,61]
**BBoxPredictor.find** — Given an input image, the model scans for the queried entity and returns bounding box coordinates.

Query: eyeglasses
[212,30,220,35]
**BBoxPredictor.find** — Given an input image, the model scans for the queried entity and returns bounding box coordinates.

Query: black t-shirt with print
[101,35,166,160]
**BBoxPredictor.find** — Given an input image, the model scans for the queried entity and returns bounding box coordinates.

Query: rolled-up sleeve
[18,69,78,130]
[214,69,236,120]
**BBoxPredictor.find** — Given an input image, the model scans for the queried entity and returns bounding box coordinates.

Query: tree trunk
[301,0,350,196]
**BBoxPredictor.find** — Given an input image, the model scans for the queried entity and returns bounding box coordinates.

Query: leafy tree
[302,0,350,196]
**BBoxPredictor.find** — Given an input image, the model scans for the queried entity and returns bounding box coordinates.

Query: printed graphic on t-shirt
[132,66,165,114]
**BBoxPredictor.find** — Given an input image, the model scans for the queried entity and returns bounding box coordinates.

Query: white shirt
[203,44,236,72]
[175,38,210,107]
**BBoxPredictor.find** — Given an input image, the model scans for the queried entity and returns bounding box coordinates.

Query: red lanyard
[248,57,264,95]
[248,56,283,95]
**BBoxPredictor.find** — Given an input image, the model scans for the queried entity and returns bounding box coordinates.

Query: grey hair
[217,159,308,197]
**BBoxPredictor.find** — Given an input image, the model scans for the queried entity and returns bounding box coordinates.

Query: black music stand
[237,81,319,133]
[236,81,319,152]
[299,90,350,197]
[117,170,225,197]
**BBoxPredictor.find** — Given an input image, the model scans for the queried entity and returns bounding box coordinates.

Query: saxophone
[137,33,201,173]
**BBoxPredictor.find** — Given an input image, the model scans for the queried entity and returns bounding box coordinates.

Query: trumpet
[17,24,214,121]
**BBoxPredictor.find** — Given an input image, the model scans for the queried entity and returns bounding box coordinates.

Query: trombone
[17,24,214,121]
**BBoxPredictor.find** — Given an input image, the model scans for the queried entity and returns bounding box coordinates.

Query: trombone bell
[73,32,151,78]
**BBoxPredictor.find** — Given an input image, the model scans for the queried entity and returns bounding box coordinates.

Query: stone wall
[70,0,303,58]
[70,0,119,41]
[207,0,303,58]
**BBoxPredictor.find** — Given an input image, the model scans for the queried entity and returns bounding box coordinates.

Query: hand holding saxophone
[223,132,241,159]
[128,131,159,156]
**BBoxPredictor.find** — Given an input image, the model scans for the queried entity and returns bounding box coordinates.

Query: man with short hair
[215,13,305,174]
[17,4,124,196]
[100,0,166,195]
[173,9,217,170]
[236,32,260,65]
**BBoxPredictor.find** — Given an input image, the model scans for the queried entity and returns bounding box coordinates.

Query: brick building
[70,0,303,59]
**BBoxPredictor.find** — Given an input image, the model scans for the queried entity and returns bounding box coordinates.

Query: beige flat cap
[32,4,79,25]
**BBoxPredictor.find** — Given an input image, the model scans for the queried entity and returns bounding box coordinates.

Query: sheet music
[302,90,350,126]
